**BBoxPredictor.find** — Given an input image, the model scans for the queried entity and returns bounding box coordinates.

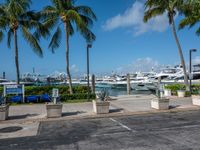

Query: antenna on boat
[3,72,5,79]
[33,67,35,74]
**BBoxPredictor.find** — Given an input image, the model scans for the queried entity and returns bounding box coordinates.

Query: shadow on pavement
[62,111,86,117]
[8,114,39,120]
[109,108,123,113]
[169,105,181,109]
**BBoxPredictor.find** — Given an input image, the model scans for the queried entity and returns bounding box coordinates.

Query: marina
[1,65,200,95]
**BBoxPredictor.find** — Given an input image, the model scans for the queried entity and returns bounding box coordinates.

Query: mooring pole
[127,74,131,95]
[87,44,92,101]
[92,74,95,94]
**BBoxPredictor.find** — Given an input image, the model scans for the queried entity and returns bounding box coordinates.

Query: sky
[0,0,200,80]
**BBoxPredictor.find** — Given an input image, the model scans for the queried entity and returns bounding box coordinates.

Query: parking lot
[1,110,200,149]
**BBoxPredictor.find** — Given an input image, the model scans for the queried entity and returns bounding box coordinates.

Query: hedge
[0,85,89,96]
[60,93,96,102]
[0,87,2,95]
[0,86,96,103]
[164,84,200,96]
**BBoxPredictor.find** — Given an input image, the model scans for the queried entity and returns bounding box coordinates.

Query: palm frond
[7,0,30,17]
[41,6,57,18]
[179,0,200,34]
[21,26,43,57]
[75,6,97,21]
[80,15,94,28]
[65,10,83,27]
[48,26,61,53]
[51,0,62,10]
[79,26,96,43]
[196,27,200,36]
[144,7,165,23]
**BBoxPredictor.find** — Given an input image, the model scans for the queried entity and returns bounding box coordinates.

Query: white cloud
[70,64,79,73]
[193,56,200,65]
[103,1,169,36]
[116,57,164,73]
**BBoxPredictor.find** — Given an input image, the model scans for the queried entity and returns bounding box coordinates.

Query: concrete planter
[164,89,171,97]
[192,95,200,106]
[93,100,110,114]
[177,90,185,98]
[46,103,63,118]
[0,105,9,121]
[151,98,169,110]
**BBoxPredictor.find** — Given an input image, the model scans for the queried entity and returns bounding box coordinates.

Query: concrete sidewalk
[3,94,199,123]
[110,95,197,112]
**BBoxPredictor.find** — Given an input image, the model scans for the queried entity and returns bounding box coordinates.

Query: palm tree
[179,0,200,35]
[143,0,189,88]
[0,0,45,84]
[41,0,96,94]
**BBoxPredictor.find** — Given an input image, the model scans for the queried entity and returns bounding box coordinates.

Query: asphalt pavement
[1,110,200,150]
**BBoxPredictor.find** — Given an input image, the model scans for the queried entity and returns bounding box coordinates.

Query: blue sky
[0,0,200,79]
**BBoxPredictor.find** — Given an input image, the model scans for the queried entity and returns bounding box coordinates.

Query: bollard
[127,74,131,95]
[92,74,95,94]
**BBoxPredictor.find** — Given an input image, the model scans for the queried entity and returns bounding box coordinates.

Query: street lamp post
[87,44,92,101]
[189,49,197,95]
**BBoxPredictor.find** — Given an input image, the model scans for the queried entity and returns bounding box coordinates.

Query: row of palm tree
[144,0,200,89]
[1,0,200,93]
[0,0,96,94]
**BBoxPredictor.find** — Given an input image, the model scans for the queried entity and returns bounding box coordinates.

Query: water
[96,87,153,96]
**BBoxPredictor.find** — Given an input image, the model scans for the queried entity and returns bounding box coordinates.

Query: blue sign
[5,85,23,95]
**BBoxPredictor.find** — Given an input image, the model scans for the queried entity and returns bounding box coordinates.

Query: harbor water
[95,87,153,96]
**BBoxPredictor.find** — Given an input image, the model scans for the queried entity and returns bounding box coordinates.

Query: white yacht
[192,64,200,80]
[154,66,183,80]
[130,72,156,91]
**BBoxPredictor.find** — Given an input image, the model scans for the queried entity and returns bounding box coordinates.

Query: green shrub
[0,87,3,95]
[0,85,94,103]
[164,84,200,96]
[60,93,96,102]
[24,85,89,95]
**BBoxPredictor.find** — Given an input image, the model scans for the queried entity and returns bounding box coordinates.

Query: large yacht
[154,65,183,80]
[192,64,200,80]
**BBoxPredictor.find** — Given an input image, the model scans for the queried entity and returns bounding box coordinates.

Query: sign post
[52,88,59,104]
[3,84,25,103]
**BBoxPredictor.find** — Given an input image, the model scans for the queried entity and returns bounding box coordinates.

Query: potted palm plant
[151,89,169,110]
[192,89,200,106]
[46,89,63,118]
[0,96,9,121]
[93,90,110,114]
[177,85,186,98]
[164,86,172,97]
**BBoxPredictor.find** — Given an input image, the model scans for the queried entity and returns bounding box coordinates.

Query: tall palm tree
[0,0,45,84]
[41,0,96,94]
[143,0,189,88]
[179,0,200,35]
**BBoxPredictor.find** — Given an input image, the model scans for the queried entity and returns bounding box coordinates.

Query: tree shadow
[169,105,181,109]
[8,114,39,120]
[62,111,86,117]
[109,108,124,113]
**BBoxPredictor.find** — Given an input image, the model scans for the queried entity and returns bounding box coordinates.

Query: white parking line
[159,124,200,131]
[109,118,135,132]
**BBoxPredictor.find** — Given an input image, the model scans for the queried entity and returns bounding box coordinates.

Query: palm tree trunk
[171,17,189,89]
[64,22,73,94]
[14,29,20,85]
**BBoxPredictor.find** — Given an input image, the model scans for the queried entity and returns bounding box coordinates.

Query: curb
[1,106,200,125]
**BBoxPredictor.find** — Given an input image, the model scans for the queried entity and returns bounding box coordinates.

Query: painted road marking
[91,132,130,138]
[158,124,200,131]
[109,118,136,132]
